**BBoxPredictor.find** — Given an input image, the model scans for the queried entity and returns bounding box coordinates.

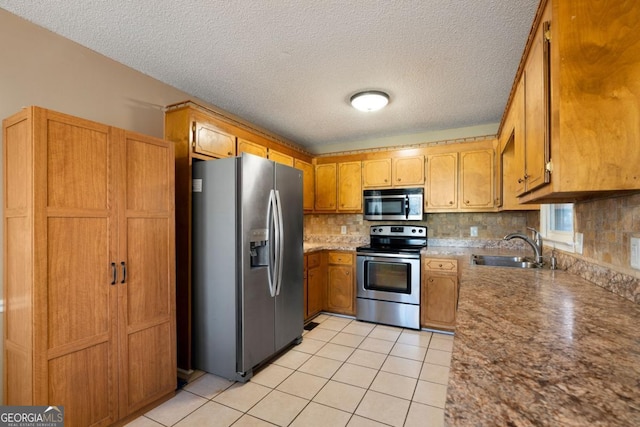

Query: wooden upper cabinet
[426,153,458,209]
[362,158,392,188]
[392,156,425,186]
[426,143,496,212]
[338,161,362,211]
[294,159,315,211]
[460,149,494,209]
[522,15,550,194]
[315,163,337,210]
[237,138,267,158]
[505,1,640,203]
[362,156,424,188]
[192,119,236,158]
[269,148,294,166]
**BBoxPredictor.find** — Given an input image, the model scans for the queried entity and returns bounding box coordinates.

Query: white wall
[0,8,197,404]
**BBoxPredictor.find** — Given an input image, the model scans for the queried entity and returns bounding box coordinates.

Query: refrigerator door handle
[274,190,285,296]
[267,189,277,297]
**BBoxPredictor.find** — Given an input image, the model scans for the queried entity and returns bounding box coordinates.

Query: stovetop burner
[357,225,427,255]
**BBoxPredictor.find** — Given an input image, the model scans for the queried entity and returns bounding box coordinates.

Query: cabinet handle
[121,261,127,284]
[111,262,117,285]
[517,178,524,184]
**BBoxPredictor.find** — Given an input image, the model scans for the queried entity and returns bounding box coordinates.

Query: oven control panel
[370,225,426,237]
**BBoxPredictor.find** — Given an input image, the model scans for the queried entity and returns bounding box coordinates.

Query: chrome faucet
[504,227,543,265]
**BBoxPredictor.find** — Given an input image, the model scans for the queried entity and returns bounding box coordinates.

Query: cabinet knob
[524,174,529,179]
[346,271,350,276]
[228,151,233,155]
[517,178,524,184]
[465,200,470,205]
[429,278,434,283]
[397,178,401,182]
[449,201,454,205]
[439,264,443,267]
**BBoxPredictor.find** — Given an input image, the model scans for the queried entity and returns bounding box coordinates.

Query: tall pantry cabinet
[3,107,176,426]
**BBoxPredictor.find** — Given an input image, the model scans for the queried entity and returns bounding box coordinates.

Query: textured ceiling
[0,0,539,153]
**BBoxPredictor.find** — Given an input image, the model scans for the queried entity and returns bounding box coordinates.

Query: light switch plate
[470,226,478,237]
[574,232,584,255]
[631,237,640,270]
[341,225,347,235]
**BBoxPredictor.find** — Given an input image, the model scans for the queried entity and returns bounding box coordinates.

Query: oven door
[356,253,421,305]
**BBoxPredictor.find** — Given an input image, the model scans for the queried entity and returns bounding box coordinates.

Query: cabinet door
[315,163,337,210]
[294,159,315,211]
[269,148,294,166]
[237,138,267,158]
[40,112,119,426]
[338,161,362,211]
[421,274,457,329]
[362,158,392,188]
[118,131,176,416]
[193,120,235,158]
[512,78,527,197]
[523,19,551,193]
[426,153,458,209]
[307,266,324,318]
[326,265,354,315]
[460,149,494,209]
[392,156,425,186]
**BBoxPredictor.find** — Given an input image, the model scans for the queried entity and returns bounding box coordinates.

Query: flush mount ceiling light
[350,90,390,112]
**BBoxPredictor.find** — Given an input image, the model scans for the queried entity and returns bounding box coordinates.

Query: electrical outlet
[341,225,347,235]
[470,226,478,237]
[631,237,640,270]
[574,232,584,255]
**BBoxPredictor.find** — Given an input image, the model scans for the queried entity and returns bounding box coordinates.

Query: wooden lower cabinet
[304,252,324,320]
[3,107,176,425]
[325,251,355,316]
[421,258,459,331]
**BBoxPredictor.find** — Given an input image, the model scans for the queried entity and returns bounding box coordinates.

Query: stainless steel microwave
[363,188,424,221]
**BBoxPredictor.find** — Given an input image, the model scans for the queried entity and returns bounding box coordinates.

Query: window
[540,203,575,250]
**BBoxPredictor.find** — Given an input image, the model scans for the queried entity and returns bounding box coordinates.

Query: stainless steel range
[356,225,427,330]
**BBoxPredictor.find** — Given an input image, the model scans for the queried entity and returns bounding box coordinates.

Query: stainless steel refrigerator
[192,153,304,382]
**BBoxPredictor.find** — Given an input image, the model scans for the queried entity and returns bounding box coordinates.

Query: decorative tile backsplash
[564,193,640,303]
[304,211,539,243]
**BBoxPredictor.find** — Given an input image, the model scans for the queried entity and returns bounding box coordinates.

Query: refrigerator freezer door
[273,163,304,352]
[239,154,276,375]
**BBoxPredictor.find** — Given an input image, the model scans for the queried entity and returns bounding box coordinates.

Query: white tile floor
[126,314,452,427]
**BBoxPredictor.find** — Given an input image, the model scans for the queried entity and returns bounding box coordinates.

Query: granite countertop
[444,249,640,426]
[303,242,361,253]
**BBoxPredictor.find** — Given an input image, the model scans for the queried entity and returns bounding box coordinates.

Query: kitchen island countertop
[439,247,640,426]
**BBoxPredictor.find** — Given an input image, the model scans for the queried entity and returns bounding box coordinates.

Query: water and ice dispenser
[249,228,269,267]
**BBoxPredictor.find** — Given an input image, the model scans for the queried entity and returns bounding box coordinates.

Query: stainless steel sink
[470,254,541,269]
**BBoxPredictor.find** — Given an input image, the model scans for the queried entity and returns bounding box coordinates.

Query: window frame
[540,203,575,252]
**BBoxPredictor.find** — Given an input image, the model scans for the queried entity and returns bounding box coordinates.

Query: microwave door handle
[405,196,410,219]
